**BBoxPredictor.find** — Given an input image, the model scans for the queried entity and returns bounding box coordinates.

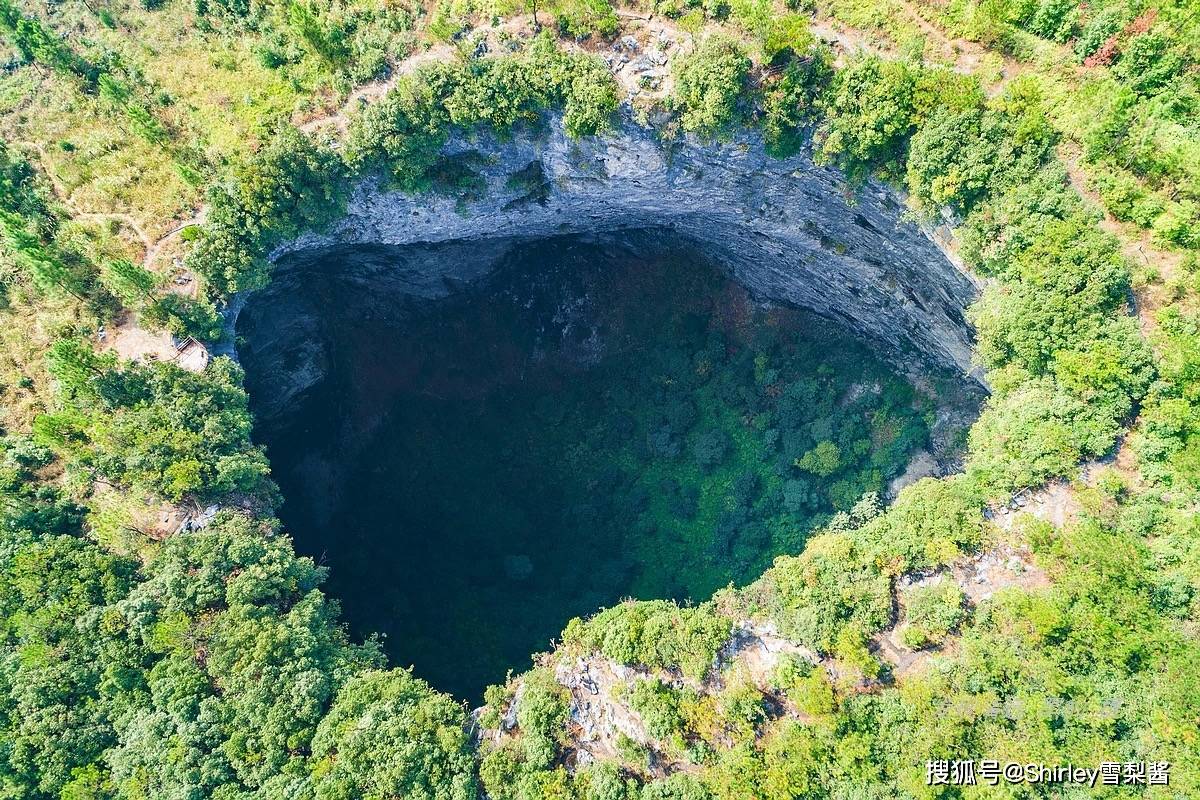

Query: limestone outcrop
[235,113,981,422]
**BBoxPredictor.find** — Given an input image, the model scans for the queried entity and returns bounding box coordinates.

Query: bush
[36,356,276,503]
[517,670,570,769]
[1153,200,1200,249]
[311,670,476,800]
[562,55,620,138]
[108,514,381,794]
[814,56,917,182]
[858,475,985,574]
[899,579,967,648]
[968,214,1131,376]
[344,73,451,191]
[640,773,712,800]
[758,43,832,156]
[1073,7,1125,61]
[1116,32,1185,96]
[1027,0,1078,42]
[967,379,1122,495]
[553,0,620,38]
[565,601,731,681]
[628,679,685,742]
[672,35,752,137]
[188,127,348,297]
[141,293,224,341]
[754,531,892,651]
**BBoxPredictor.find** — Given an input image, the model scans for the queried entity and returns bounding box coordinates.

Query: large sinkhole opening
[236,230,982,701]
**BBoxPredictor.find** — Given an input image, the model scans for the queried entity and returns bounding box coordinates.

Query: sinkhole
[235,228,983,701]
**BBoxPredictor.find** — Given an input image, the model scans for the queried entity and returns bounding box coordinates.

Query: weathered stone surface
[235,113,981,421]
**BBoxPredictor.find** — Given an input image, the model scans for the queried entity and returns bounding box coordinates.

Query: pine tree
[101,258,158,305]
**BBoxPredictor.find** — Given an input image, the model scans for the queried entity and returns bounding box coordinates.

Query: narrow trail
[297,44,455,137]
[71,211,154,256]
[29,139,189,273]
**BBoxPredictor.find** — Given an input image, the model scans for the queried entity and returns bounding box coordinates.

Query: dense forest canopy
[0,0,1199,797]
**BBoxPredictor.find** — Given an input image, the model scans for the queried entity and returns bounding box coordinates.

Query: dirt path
[297,44,456,137]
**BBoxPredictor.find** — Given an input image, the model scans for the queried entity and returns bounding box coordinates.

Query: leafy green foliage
[906,86,1056,214]
[757,33,833,157]
[36,355,276,503]
[752,530,891,651]
[140,293,225,341]
[0,0,98,87]
[345,36,615,197]
[793,440,840,477]
[0,509,482,800]
[478,670,572,800]
[188,127,348,297]
[1,10,1185,800]
[551,0,621,38]
[344,72,451,191]
[0,527,137,798]
[968,379,1121,494]
[311,670,477,800]
[108,516,379,795]
[99,258,158,306]
[815,56,917,182]
[899,578,966,648]
[672,36,752,137]
[818,56,983,183]
[628,678,686,741]
[566,601,731,681]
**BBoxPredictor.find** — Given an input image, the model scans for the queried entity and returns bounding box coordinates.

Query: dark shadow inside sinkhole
[236,231,982,701]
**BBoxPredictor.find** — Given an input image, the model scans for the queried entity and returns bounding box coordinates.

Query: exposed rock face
[235,113,980,422]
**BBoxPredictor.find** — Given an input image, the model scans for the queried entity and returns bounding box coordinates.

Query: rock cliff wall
[235,113,981,422]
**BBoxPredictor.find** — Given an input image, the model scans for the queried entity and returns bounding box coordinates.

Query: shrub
[553,0,620,38]
[188,127,348,297]
[672,35,752,137]
[310,670,477,800]
[858,475,985,574]
[141,293,225,341]
[1153,200,1200,249]
[899,579,967,648]
[814,56,917,182]
[967,379,1122,495]
[576,762,636,800]
[344,73,451,190]
[628,679,685,742]
[36,356,277,503]
[517,670,570,769]
[640,773,712,800]
[1027,0,1078,42]
[754,531,892,651]
[1116,32,1185,96]
[565,601,731,681]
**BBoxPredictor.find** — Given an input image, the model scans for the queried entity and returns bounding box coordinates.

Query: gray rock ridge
[237,113,983,421]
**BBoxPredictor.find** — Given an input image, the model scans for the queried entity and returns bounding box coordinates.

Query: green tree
[100,258,158,305]
[794,441,840,477]
[188,127,347,296]
[672,35,751,137]
[0,210,89,300]
[311,670,477,800]
[815,56,916,182]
